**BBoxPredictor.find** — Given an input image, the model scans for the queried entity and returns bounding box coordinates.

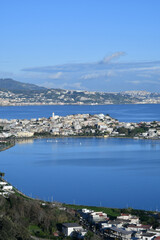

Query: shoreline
[1,102,160,107]
[1,134,160,154]
[0,142,15,152]
[2,177,160,214]
[14,134,160,142]
[2,176,159,213]
[1,137,160,214]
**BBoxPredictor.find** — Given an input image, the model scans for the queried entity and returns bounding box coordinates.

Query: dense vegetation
[0,194,77,239]
[34,132,52,137]
[117,125,149,137]
[121,208,160,229]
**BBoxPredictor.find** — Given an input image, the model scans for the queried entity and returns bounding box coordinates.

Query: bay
[1,104,160,210]
[1,104,160,122]
[1,137,160,211]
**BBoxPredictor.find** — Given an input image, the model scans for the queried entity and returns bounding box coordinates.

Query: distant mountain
[0,78,46,91]
[1,78,160,106]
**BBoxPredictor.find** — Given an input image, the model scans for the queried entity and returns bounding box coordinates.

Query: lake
[1,104,160,210]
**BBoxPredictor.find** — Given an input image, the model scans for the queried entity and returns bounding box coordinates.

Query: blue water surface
[0,104,160,122]
[1,104,160,210]
[1,137,160,210]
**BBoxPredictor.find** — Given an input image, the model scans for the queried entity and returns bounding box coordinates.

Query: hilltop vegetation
[0,78,45,91]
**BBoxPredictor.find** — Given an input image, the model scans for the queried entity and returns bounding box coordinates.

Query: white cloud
[39,81,85,90]
[39,81,57,88]
[118,66,160,73]
[143,80,160,85]
[126,80,141,84]
[137,73,152,78]
[61,82,86,90]
[81,73,102,80]
[81,70,116,80]
[20,55,160,92]
[126,79,160,85]
[101,52,125,63]
[48,72,63,79]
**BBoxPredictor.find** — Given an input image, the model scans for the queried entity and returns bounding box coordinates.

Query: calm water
[1,137,160,210]
[1,104,160,210]
[1,104,160,122]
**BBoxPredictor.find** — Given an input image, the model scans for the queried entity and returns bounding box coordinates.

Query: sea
[1,104,160,210]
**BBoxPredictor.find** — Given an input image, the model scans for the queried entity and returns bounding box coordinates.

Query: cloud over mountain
[21,53,160,92]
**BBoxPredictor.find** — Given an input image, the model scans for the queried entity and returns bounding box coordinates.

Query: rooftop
[62,223,81,228]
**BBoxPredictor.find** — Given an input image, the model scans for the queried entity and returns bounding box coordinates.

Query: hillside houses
[79,208,108,224]
[61,223,87,237]
[0,180,14,197]
[78,210,160,240]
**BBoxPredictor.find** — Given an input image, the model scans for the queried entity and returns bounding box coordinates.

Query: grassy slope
[65,204,160,227]
[65,204,120,218]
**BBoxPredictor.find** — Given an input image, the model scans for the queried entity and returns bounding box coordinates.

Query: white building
[0,181,7,186]
[16,131,34,138]
[140,232,156,240]
[88,211,108,223]
[62,223,84,236]
[3,185,13,191]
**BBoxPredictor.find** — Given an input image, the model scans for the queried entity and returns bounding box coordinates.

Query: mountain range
[0,78,160,105]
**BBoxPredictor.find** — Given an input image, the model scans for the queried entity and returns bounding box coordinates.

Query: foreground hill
[0,192,160,240]
[1,78,160,105]
[0,193,77,240]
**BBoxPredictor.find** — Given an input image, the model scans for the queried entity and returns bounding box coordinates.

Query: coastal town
[1,88,160,106]
[0,112,160,140]
[74,208,160,240]
[1,79,160,106]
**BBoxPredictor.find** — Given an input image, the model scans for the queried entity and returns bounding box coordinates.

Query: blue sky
[1,0,160,92]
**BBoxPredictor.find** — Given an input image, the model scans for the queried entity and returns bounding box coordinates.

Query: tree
[85,231,94,240]
[0,172,5,178]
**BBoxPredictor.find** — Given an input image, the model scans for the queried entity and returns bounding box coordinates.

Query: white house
[3,185,13,191]
[117,214,139,224]
[88,211,108,223]
[0,181,7,186]
[108,227,133,240]
[140,232,156,240]
[62,223,84,236]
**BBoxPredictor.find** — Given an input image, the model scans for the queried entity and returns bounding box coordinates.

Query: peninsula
[0,112,159,141]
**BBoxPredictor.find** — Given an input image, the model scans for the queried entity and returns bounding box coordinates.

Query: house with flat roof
[62,223,84,237]
[106,227,134,240]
